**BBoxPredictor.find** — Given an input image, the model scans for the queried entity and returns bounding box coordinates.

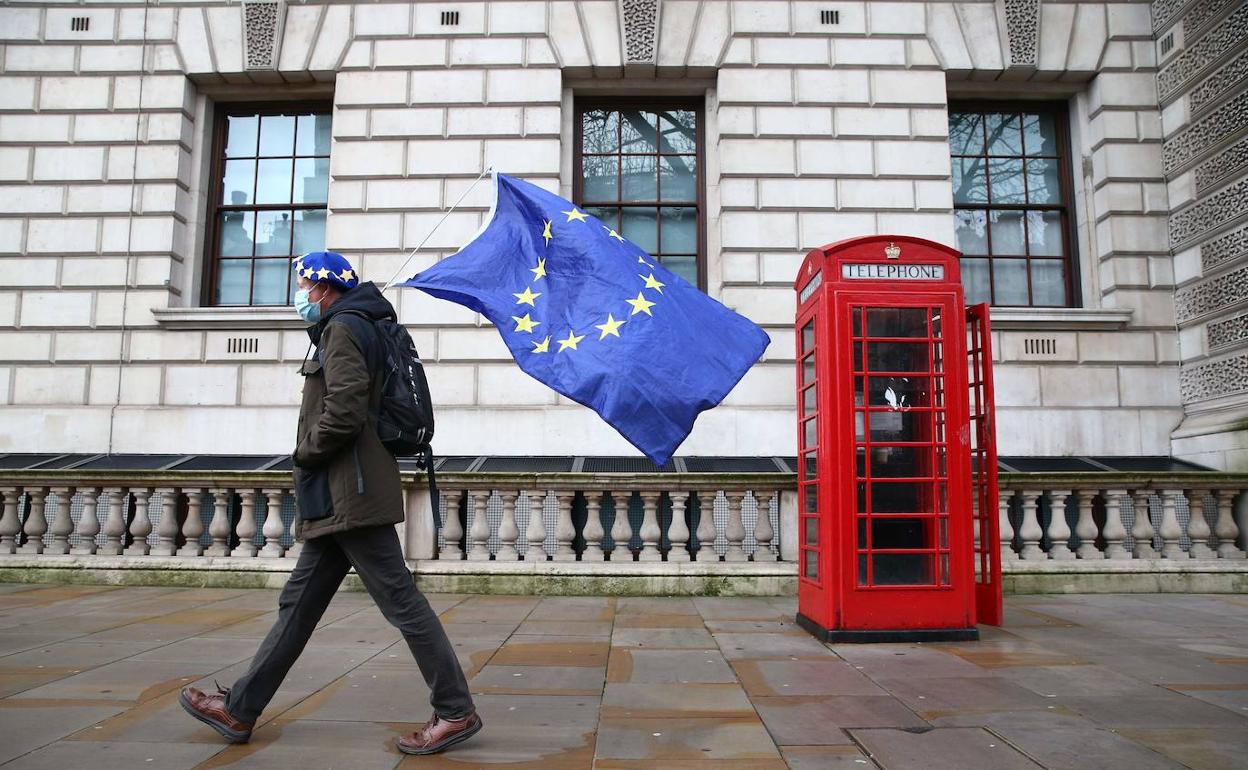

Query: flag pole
[380,166,494,292]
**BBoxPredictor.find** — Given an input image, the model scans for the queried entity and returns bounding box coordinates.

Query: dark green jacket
[293,282,404,540]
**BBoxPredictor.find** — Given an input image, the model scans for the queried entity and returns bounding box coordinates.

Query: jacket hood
[308,281,396,343]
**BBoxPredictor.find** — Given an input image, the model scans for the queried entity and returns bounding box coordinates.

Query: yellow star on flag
[316,267,331,279]
[604,226,625,242]
[639,273,665,293]
[512,313,541,333]
[637,256,653,267]
[531,336,550,353]
[563,208,588,223]
[531,257,547,281]
[542,220,553,246]
[595,314,626,340]
[514,287,541,307]
[626,292,656,316]
[557,330,585,352]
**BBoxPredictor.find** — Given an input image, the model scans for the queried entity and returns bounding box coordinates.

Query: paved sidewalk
[0,585,1246,769]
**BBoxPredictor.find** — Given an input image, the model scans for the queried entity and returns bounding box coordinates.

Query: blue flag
[399,173,770,465]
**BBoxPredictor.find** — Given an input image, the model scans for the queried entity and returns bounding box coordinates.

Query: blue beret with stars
[294,251,358,290]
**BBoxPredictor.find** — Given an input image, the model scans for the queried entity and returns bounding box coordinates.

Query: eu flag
[399,173,771,465]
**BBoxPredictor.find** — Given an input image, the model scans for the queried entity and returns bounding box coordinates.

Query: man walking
[179,251,481,756]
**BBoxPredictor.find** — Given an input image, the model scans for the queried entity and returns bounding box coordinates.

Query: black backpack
[335,311,440,522]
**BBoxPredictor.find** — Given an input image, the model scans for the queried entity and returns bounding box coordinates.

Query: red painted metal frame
[967,303,1004,625]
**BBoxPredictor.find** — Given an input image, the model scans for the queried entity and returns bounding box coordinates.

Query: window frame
[573,96,707,291]
[947,100,1080,308]
[202,100,333,307]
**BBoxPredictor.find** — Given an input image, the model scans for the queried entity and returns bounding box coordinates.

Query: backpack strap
[422,445,441,529]
[327,310,384,414]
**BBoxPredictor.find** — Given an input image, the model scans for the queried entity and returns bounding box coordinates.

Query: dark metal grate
[1090,456,1210,472]
[435,457,476,472]
[581,457,675,473]
[478,456,574,473]
[28,454,98,469]
[169,455,279,471]
[683,457,786,473]
[1000,457,1103,473]
[73,455,185,470]
[0,454,64,469]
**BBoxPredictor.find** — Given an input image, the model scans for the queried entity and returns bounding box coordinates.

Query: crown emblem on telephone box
[884,242,901,260]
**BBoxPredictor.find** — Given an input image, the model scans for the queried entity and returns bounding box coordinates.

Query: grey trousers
[225,524,475,723]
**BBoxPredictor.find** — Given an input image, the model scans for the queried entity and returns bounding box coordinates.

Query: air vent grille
[1023,337,1057,356]
[227,337,260,355]
[820,9,839,24]
[71,16,90,32]
[441,10,460,25]
[1160,32,1175,56]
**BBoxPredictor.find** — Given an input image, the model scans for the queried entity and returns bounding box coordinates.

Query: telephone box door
[967,303,1003,626]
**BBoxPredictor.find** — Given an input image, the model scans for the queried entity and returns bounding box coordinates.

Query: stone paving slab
[1,585,1246,769]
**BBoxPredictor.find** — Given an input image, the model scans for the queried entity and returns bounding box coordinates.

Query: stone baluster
[638,491,663,561]
[610,491,633,561]
[1017,489,1045,560]
[724,491,748,562]
[205,489,233,557]
[496,491,520,561]
[467,490,491,561]
[553,492,577,561]
[439,490,464,560]
[71,487,101,555]
[1100,489,1129,559]
[582,491,606,560]
[98,488,127,556]
[261,489,286,558]
[523,491,547,561]
[1214,490,1245,559]
[0,487,20,554]
[124,488,152,556]
[1074,490,1103,559]
[1158,489,1188,559]
[667,491,691,562]
[999,490,1017,560]
[696,489,719,561]
[17,488,47,554]
[1184,490,1216,559]
[150,488,181,556]
[754,491,777,560]
[231,491,258,558]
[1045,490,1074,560]
[177,489,205,557]
[46,487,74,555]
[1131,490,1158,559]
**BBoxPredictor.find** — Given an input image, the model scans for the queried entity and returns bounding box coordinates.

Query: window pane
[258,114,296,156]
[293,158,329,204]
[1023,112,1058,156]
[985,113,1021,155]
[954,210,988,254]
[952,158,987,204]
[992,258,1028,305]
[293,209,327,255]
[621,207,658,254]
[866,341,930,372]
[866,308,928,338]
[1026,158,1061,204]
[255,210,294,256]
[253,259,293,305]
[620,110,656,153]
[989,210,1026,255]
[586,206,618,230]
[1031,260,1067,306]
[961,257,991,304]
[873,553,934,586]
[225,115,258,158]
[948,112,984,155]
[582,110,619,154]
[216,259,251,305]
[1026,210,1063,256]
[621,155,657,201]
[222,159,256,205]
[659,155,697,201]
[988,158,1025,203]
[662,255,696,285]
[219,211,256,257]
[256,158,293,204]
[295,114,332,156]
[583,156,618,201]
[660,206,697,253]
[658,110,696,153]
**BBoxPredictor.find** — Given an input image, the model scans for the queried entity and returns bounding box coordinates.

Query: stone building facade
[0,0,1243,469]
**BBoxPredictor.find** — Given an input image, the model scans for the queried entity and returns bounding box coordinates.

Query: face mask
[294,288,322,323]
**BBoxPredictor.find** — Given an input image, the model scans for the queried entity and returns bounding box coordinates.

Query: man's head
[293,251,359,323]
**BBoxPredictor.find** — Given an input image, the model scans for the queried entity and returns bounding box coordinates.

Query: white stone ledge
[415,560,797,577]
[1003,559,1248,574]
[989,307,1134,331]
[152,307,306,330]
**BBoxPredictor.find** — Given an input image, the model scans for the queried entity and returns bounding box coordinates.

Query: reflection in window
[577,104,702,287]
[949,105,1074,307]
[210,107,332,306]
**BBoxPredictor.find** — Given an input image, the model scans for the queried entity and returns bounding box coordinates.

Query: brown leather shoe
[178,685,253,743]
[396,711,483,755]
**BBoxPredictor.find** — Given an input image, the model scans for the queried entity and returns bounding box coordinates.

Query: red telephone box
[794,235,1002,642]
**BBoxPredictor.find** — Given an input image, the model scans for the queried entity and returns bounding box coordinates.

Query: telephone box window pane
[1031,260,1067,306]
[856,483,867,513]
[801,321,815,353]
[803,356,816,386]
[225,115,259,158]
[952,158,987,204]
[804,518,818,545]
[804,487,818,513]
[803,453,817,477]
[803,385,817,415]
[940,553,951,585]
[867,376,930,409]
[955,210,988,254]
[867,342,930,372]
[852,307,863,337]
[988,158,1025,204]
[870,446,926,478]
[858,554,868,585]
[985,113,1021,155]
[803,553,818,580]
[869,482,922,513]
[219,211,256,257]
[803,417,817,449]
[866,308,928,338]
[874,553,934,585]
[855,447,866,478]
[872,517,929,549]
[939,518,949,548]
[992,259,1029,306]
[870,411,923,443]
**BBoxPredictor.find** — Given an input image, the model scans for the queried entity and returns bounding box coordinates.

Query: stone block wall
[0,0,1191,463]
